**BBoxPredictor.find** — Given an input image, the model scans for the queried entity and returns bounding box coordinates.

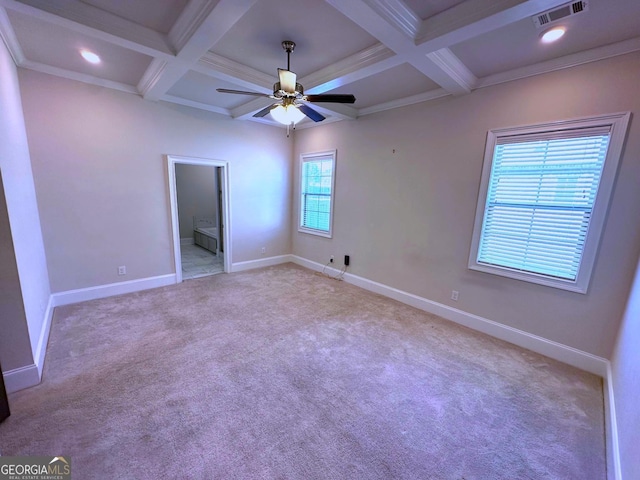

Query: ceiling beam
[0,0,174,58]
[194,52,273,93]
[360,0,421,39]
[415,0,572,51]
[301,43,398,94]
[0,6,24,64]
[140,0,258,101]
[324,0,476,94]
[20,59,139,94]
[325,0,572,96]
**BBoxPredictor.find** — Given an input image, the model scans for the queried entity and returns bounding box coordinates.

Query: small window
[299,150,336,238]
[469,112,630,293]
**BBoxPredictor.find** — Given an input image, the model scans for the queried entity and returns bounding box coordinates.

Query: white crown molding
[0,0,174,58]
[230,96,277,120]
[196,51,273,93]
[168,0,219,53]
[137,58,168,96]
[425,48,477,94]
[360,87,449,116]
[362,0,421,39]
[0,6,24,64]
[362,36,640,117]
[292,115,345,130]
[161,94,230,116]
[476,35,640,90]
[20,59,139,94]
[303,102,358,121]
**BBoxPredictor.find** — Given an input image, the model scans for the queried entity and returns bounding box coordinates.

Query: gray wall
[292,51,640,359]
[611,255,640,480]
[0,174,32,371]
[18,69,292,293]
[175,164,217,239]
[0,38,50,373]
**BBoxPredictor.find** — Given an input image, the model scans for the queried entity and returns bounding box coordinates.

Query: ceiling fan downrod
[282,40,295,71]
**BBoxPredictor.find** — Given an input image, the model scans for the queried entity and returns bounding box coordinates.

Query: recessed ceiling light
[540,26,566,43]
[80,49,101,64]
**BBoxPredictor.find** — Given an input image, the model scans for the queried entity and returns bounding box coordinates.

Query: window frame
[298,150,337,238]
[468,112,631,293]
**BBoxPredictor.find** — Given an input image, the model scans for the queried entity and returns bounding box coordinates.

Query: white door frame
[166,155,231,283]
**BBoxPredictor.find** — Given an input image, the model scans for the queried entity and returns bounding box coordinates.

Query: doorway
[167,156,231,283]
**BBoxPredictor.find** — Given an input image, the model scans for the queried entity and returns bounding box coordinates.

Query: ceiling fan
[216,41,356,126]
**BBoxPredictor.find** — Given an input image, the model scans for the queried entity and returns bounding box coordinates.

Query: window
[469,112,630,293]
[299,150,336,237]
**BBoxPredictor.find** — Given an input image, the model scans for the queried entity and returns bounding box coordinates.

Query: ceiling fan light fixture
[271,104,305,125]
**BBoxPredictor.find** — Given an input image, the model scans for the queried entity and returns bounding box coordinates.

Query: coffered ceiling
[0,0,638,128]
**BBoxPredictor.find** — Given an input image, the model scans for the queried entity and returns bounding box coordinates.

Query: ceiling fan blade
[305,94,356,104]
[216,88,269,97]
[298,104,325,122]
[278,68,297,93]
[253,104,275,118]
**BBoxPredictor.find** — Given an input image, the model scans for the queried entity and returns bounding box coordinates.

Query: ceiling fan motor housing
[282,40,295,53]
[273,82,304,98]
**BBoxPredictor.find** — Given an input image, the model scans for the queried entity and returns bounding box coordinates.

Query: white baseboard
[2,296,55,393]
[231,254,293,273]
[181,237,194,245]
[291,256,608,376]
[34,295,55,379]
[51,274,177,307]
[3,364,40,394]
[292,255,619,477]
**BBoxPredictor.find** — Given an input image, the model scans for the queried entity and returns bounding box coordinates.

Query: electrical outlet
[344,255,350,266]
[330,256,334,263]
[261,247,266,255]
[451,290,459,301]
[118,266,126,276]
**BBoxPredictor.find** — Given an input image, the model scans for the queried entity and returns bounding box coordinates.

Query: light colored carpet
[0,264,605,479]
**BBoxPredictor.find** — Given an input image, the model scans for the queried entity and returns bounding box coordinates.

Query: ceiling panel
[79,0,192,34]
[1,0,638,126]
[210,0,378,77]
[327,63,442,109]
[403,0,466,20]
[8,10,153,86]
[450,0,640,78]
[167,71,257,109]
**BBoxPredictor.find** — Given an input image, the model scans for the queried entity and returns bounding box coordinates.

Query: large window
[469,112,630,293]
[299,150,336,238]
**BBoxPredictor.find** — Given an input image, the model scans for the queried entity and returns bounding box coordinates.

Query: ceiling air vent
[533,1,589,28]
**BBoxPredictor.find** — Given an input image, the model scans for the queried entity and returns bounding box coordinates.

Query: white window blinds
[477,126,611,281]
[299,151,336,237]
[469,112,630,293]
